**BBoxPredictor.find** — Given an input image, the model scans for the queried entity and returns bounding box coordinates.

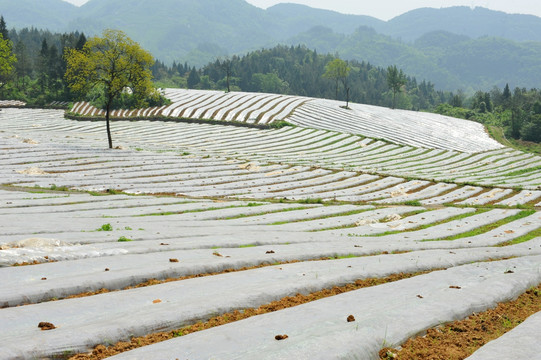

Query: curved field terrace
[0,94,540,360]
[71,89,502,152]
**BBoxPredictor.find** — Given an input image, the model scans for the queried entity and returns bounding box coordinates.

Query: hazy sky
[62,0,541,20]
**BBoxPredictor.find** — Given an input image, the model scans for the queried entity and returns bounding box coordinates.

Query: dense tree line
[0,16,86,105]
[436,84,541,143]
[0,17,451,111]
[151,44,450,111]
[1,15,540,145]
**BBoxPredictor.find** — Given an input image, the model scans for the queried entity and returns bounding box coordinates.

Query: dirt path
[380,284,541,360]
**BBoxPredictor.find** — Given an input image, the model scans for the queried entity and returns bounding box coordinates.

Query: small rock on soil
[38,322,56,330]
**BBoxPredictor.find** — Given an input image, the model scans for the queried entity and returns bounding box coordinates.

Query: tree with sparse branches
[323,58,350,101]
[387,65,407,109]
[64,29,157,149]
[217,56,233,93]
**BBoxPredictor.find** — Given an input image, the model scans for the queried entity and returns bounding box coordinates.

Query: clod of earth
[105,268,109,272]
[169,258,179,263]
[152,299,162,304]
[275,334,288,340]
[38,322,56,330]
[449,285,462,289]
[266,250,275,254]
[379,348,398,359]
[347,315,356,322]
[41,277,47,280]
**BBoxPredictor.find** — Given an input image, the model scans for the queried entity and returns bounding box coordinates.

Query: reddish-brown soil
[38,322,56,331]
[380,285,541,360]
[68,271,428,360]
[12,259,57,266]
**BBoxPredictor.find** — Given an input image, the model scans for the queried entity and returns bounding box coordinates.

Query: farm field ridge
[0,96,540,359]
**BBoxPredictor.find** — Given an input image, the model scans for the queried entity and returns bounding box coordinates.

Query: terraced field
[71,88,501,153]
[1,91,540,360]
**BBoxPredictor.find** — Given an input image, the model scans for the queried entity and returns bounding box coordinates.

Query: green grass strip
[223,206,312,220]
[497,227,541,247]
[351,209,483,237]
[312,209,430,233]
[424,210,535,242]
[270,207,375,226]
[502,165,541,177]
[135,204,263,217]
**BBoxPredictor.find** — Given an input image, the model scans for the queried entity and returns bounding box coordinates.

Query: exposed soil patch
[68,271,429,360]
[380,284,541,360]
[16,167,48,175]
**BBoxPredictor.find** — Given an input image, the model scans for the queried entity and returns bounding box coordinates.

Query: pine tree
[37,39,49,92]
[0,16,8,40]
[484,92,493,112]
[14,40,29,88]
[502,83,512,108]
[187,67,200,89]
[75,33,86,50]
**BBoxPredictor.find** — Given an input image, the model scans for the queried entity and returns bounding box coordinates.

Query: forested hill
[376,6,541,42]
[4,0,541,44]
[153,45,445,112]
[3,0,541,90]
[0,0,77,30]
[287,26,541,91]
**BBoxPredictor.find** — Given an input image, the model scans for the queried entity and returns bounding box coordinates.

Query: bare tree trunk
[106,99,113,149]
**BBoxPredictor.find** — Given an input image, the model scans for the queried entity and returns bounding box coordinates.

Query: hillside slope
[381,6,541,42]
[71,89,502,153]
[288,26,541,90]
[0,0,77,30]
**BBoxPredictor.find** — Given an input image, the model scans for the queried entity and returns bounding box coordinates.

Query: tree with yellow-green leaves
[64,29,158,149]
[323,58,350,102]
[0,33,17,93]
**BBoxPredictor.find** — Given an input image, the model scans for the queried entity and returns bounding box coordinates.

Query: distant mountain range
[2,0,541,91]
